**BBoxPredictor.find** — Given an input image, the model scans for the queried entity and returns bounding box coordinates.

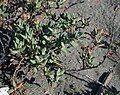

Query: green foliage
[0,1,97,92]
[6,0,89,86]
[79,45,96,67]
[43,67,64,85]
[104,90,120,95]
[0,2,8,17]
[0,0,113,94]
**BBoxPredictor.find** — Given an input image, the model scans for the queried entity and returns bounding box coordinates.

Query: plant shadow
[82,72,119,95]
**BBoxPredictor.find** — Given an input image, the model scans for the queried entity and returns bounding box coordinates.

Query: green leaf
[0,2,4,6]
[2,13,8,17]
[48,27,53,32]
[88,56,95,65]
[49,75,54,79]
[61,42,68,55]
[82,18,85,24]
[42,47,46,55]
[20,34,27,40]
[42,59,48,66]
[61,42,65,48]
[44,53,50,59]
[35,55,40,62]
[61,47,68,55]
[57,68,64,76]
[30,59,36,64]
[56,76,60,82]
[48,59,53,63]
[43,35,50,41]
[10,50,20,54]
[12,79,16,87]
[32,38,37,45]
[15,37,20,44]
[57,68,61,74]
[26,25,30,33]
[70,41,78,47]
[36,0,42,9]
[14,41,18,48]
[33,67,38,73]
[19,41,24,48]
[60,70,64,75]
[42,40,46,45]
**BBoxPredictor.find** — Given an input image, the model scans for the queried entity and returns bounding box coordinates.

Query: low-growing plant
[11,10,87,85]
[80,46,95,67]
[0,1,8,18]
[104,90,120,95]
[79,28,112,68]
[6,0,89,88]
[0,0,112,94]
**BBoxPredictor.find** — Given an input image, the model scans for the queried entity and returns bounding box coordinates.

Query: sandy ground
[0,0,120,95]
[24,0,120,95]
